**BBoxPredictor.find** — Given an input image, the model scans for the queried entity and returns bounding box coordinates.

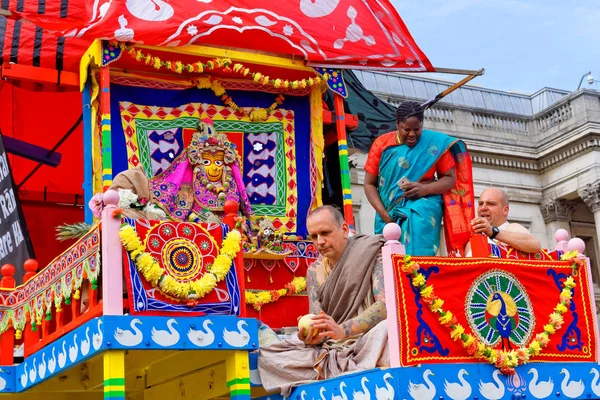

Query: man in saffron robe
[258,206,389,395]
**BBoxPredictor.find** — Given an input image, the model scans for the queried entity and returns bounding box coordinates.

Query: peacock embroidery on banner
[465,270,535,350]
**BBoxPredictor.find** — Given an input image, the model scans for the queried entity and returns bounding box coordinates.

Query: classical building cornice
[540,199,576,223]
[579,182,600,213]
[470,135,600,172]
[469,153,538,171]
[373,87,600,174]
[539,136,600,170]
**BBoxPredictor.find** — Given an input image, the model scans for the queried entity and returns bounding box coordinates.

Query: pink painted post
[554,229,569,253]
[381,223,405,368]
[23,259,40,354]
[101,189,124,316]
[568,237,586,256]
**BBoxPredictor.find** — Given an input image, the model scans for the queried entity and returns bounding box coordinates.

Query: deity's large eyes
[202,159,211,166]
[214,160,223,167]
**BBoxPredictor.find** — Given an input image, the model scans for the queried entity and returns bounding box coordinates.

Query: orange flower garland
[245,277,306,311]
[118,43,328,91]
[402,252,580,375]
[195,76,284,122]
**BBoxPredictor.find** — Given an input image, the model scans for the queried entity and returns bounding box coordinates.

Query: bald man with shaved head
[469,187,541,254]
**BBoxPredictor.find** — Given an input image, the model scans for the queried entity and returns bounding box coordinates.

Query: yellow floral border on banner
[120,224,241,303]
[402,252,582,375]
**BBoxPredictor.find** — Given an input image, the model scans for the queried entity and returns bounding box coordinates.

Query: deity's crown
[188,118,239,165]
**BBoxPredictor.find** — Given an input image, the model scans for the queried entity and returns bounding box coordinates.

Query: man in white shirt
[470,187,541,253]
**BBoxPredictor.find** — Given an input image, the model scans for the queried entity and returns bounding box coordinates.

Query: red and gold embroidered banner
[392,256,598,366]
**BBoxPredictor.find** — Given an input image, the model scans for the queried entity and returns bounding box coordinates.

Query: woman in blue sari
[364,102,474,256]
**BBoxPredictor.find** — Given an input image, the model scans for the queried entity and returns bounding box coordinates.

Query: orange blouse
[364,131,455,181]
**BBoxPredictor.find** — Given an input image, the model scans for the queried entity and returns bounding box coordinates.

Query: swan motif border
[9,315,257,392]
[279,363,600,400]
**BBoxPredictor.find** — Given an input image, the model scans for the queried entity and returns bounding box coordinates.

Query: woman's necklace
[396,130,404,145]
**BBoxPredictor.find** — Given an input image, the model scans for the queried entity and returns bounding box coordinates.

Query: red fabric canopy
[9,0,433,72]
[0,17,89,75]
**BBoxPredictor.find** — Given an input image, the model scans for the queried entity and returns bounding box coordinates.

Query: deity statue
[150,119,254,222]
[108,119,254,223]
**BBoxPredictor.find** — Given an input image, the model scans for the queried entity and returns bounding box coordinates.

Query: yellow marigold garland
[119,224,241,303]
[402,252,580,375]
[118,42,328,91]
[196,75,284,122]
[245,277,306,311]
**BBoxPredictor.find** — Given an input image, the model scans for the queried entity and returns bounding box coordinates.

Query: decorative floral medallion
[145,222,216,281]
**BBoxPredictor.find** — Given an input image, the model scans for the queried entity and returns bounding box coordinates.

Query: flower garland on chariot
[403,250,584,375]
[195,75,285,122]
[119,222,242,304]
[245,277,306,311]
[119,43,327,91]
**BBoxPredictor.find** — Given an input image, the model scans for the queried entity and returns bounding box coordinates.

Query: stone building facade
[347,71,600,305]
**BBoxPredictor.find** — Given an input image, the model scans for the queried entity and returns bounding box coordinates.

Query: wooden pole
[333,93,356,232]
[422,69,485,110]
[432,67,485,76]
[101,190,123,316]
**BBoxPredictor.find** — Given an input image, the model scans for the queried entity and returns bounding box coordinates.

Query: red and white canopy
[8,0,433,72]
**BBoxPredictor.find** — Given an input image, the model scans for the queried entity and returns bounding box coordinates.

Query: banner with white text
[0,135,34,284]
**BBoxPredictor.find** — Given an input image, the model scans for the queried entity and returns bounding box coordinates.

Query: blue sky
[390,0,600,94]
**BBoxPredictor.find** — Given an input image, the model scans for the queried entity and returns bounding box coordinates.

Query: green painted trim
[104,377,126,386]
[103,391,125,398]
[227,377,251,386]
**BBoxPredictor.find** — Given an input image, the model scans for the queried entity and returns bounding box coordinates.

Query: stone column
[579,182,600,249]
[540,198,576,247]
[579,182,600,319]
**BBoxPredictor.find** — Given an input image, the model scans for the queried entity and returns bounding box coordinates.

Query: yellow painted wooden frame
[82,41,315,90]
[79,39,103,91]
